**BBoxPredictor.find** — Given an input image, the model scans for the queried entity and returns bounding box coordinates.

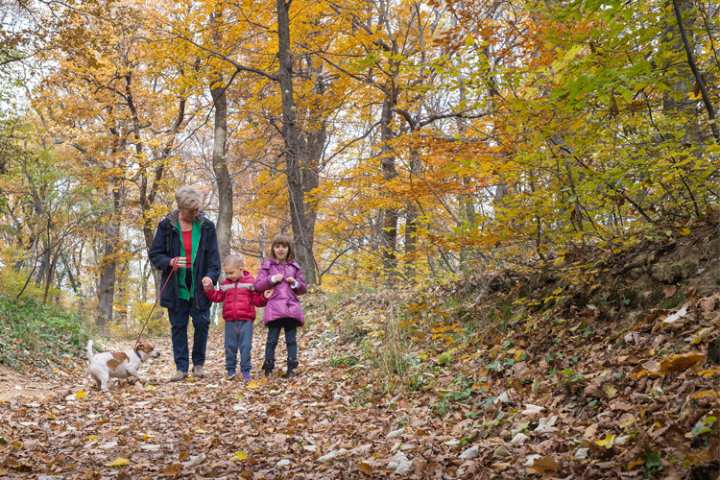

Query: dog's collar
[134,348,145,362]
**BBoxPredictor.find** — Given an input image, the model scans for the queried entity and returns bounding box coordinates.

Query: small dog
[87,339,155,391]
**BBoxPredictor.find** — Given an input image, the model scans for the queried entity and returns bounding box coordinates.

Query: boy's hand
[263,289,273,299]
[270,274,283,283]
[201,277,213,289]
[285,276,296,284]
[169,257,181,271]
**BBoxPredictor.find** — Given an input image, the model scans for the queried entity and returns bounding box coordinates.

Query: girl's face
[273,243,289,260]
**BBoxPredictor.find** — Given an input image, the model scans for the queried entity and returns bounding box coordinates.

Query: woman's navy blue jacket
[148,210,221,311]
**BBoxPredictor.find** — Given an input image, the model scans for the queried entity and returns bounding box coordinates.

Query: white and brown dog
[86,340,155,391]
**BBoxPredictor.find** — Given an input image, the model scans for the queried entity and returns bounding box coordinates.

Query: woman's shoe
[169,370,187,382]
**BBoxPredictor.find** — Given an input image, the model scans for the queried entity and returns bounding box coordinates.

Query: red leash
[134,268,176,349]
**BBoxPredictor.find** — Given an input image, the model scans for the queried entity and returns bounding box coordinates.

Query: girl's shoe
[284,360,298,378]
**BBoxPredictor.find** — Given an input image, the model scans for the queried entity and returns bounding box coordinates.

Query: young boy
[202,255,269,381]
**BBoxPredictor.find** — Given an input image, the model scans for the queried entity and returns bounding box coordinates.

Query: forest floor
[0,317,471,480]
[4,227,720,479]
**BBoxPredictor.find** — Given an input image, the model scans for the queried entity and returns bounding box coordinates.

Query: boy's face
[225,262,244,281]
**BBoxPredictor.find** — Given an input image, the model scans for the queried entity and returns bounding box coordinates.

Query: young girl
[202,254,269,381]
[253,234,307,378]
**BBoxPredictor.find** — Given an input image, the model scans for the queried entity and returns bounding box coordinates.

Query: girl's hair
[270,234,294,261]
[224,254,244,269]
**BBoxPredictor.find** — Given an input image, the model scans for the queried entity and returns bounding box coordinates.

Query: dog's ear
[139,341,154,354]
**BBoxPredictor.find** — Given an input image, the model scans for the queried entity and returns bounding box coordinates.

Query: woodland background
[1,0,719,336]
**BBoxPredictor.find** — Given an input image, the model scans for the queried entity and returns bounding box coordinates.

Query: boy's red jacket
[204,272,267,321]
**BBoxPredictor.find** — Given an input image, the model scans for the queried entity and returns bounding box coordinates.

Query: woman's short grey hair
[175,186,202,211]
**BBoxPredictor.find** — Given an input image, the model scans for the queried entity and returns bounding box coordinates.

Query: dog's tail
[86,340,94,362]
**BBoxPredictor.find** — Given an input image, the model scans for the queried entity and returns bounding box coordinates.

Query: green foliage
[644,451,663,478]
[127,301,166,338]
[0,291,90,368]
[329,355,359,368]
[686,415,717,439]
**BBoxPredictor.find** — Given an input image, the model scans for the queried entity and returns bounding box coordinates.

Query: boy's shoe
[169,371,187,382]
[227,372,237,381]
[193,365,205,378]
[242,372,252,382]
[263,368,273,377]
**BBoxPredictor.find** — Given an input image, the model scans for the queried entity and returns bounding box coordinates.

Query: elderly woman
[149,186,220,381]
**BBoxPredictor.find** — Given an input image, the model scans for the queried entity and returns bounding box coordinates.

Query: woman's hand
[201,277,213,289]
[285,276,296,284]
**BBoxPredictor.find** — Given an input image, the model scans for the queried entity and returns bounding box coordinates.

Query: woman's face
[273,243,289,260]
[179,208,199,223]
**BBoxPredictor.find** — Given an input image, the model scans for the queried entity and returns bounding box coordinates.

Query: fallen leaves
[106,457,130,468]
[633,351,705,379]
[526,455,560,474]
[595,433,616,449]
[7,285,720,480]
[459,445,479,460]
[386,451,412,474]
[232,450,248,462]
[659,351,705,374]
[160,463,183,476]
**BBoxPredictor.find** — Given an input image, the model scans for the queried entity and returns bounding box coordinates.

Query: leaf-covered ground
[3,284,720,479]
[0,316,472,479]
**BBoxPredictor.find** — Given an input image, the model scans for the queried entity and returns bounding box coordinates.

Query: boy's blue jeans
[225,320,254,375]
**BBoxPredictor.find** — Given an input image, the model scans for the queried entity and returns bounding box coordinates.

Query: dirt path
[0,322,464,479]
[0,366,60,404]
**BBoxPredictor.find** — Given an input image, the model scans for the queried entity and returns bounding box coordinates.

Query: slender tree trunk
[96,185,122,334]
[276,0,317,284]
[404,148,421,281]
[61,253,79,294]
[210,84,233,261]
[672,0,720,143]
[380,82,399,284]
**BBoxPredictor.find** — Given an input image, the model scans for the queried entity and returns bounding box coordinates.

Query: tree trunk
[380,82,399,284]
[276,0,317,284]
[404,148,421,281]
[210,84,233,261]
[96,186,122,334]
[672,0,720,143]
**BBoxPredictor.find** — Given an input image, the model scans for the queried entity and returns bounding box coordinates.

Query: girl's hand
[285,276,296,284]
[263,289,273,299]
[270,274,283,283]
[201,277,213,289]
